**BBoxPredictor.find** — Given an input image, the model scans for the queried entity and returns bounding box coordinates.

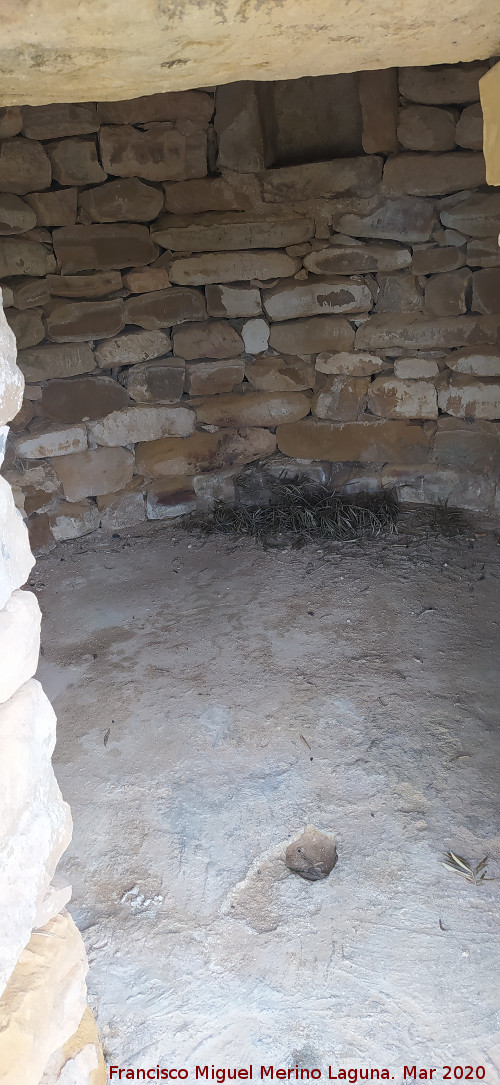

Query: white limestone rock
[0,295,23,428]
[241,318,270,355]
[0,590,41,705]
[0,476,34,610]
[89,405,195,446]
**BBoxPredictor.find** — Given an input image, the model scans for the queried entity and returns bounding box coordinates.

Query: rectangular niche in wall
[257,73,363,167]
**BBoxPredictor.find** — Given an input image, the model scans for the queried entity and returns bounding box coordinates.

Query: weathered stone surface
[467,237,500,268]
[0,283,13,307]
[471,268,500,315]
[46,299,125,342]
[397,106,456,151]
[0,138,52,194]
[394,356,440,378]
[89,404,195,445]
[261,158,382,202]
[214,83,265,173]
[432,416,500,469]
[277,418,429,463]
[53,224,158,273]
[438,374,500,418]
[124,359,185,403]
[6,277,50,310]
[124,287,206,330]
[51,446,135,500]
[356,313,500,350]
[445,348,500,376]
[99,123,207,181]
[146,477,197,520]
[40,1005,106,1085]
[0,193,36,235]
[0,590,40,704]
[49,499,100,541]
[399,63,488,105]
[314,376,369,421]
[383,152,485,195]
[359,69,399,154]
[425,268,472,316]
[376,272,423,313]
[0,476,34,609]
[315,350,385,376]
[194,390,310,427]
[97,486,146,532]
[455,103,483,150]
[333,196,435,243]
[0,237,54,278]
[185,358,244,396]
[367,376,438,418]
[173,320,244,360]
[47,138,106,186]
[151,212,314,252]
[205,283,262,318]
[193,469,236,506]
[95,329,171,368]
[304,241,412,274]
[241,318,270,354]
[47,270,123,298]
[269,316,355,355]
[79,178,164,223]
[163,172,261,215]
[169,250,300,285]
[263,277,372,321]
[22,102,99,139]
[136,427,276,477]
[98,91,213,126]
[6,308,45,349]
[9,399,35,433]
[245,355,314,391]
[412,244,467,274]
[0,107,22,138]
[18,342,95,381]
[39,376,130,422]
[480,60,500,186]
[13,422,88,459]
[122,266,171,293]
[440,192,500,237]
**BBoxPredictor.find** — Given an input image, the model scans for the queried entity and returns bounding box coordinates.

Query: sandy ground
[32,515,500,1079]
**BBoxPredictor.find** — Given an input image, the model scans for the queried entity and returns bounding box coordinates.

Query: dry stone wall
[1,63,500,550]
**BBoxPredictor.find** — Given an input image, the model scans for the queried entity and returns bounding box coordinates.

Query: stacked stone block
[1,64,499,551]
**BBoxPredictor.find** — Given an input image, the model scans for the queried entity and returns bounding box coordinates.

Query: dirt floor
[32,512,500,1078]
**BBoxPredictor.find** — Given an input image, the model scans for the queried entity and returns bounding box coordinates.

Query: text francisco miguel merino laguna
[109,1067,397,1081]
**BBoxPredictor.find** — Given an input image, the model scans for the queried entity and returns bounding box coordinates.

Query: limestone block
[381,462,494,511]
[315,350,385,376]
[245,355,314,391]
[440,192,500,237]
[5,277,51,310]
[0,284,13,307]
[169,250,300,285]
[45,299,125,342]
[47,271,123,298]
[394,357,439,378]
[0,193,37,235]
[467,238,500,268]
[276,418,429,463]
[263,277,372,321]
[78,178,164,223]
[95,329,171,368]
[163,172,262,215]
[261,157,382,202]
[26,514,56,555]
[0,107,22,139]
[0,476,34,608]
[376,272,423,313]
[173,320,244,360]
[214,82,265,173]
[48,499,100,541]
[185,358,244,396]
[193,390,310,427]
[205,284,262,318]
[151,211,314,252]
[99,122,207,181]
[193,470,236,506]
[89,404,195,445]
[0,591,40,704]
[136,426,276,477]
[314,376,369,421]
[304,241,412,274]
[0,424,7,466]
[124,359,185,403]
[146,477,197,520]
[97,488,146,532]
[124,287,206,330]
[47,139,106,186]
[432,416,500,470]
[332,195,436,243]
[0,911,88,1085]
[122,266,171,293]
[445,348,500,376]
[382,151,485,195]
[455,103,483,150]
[22,102,99,140]
[367,376,438,418]
[438,374,500,418]
[355,313,500,350]
[52,224,158,273]
[51,447,135,500]
[397,106,456,151]
[39,376,130,423]
[269,316,355,355]
[480,62,500,186]
[0,238,55,278]
[0,304,23,427]
[0,138,52,194]
[13,423,88,459]
[6,309,44,350]
[359,69,399,154]
[241,318,270,354]
[18,343,95,382]
[399,63,488,105]
[412,244,467,274]
[98,91,213,126]
[425,268,472,316]
[471,268,500,315]
[41,1040,100,1085]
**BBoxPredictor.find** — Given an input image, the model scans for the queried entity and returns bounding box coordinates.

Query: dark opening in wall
[257,74,363,168]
